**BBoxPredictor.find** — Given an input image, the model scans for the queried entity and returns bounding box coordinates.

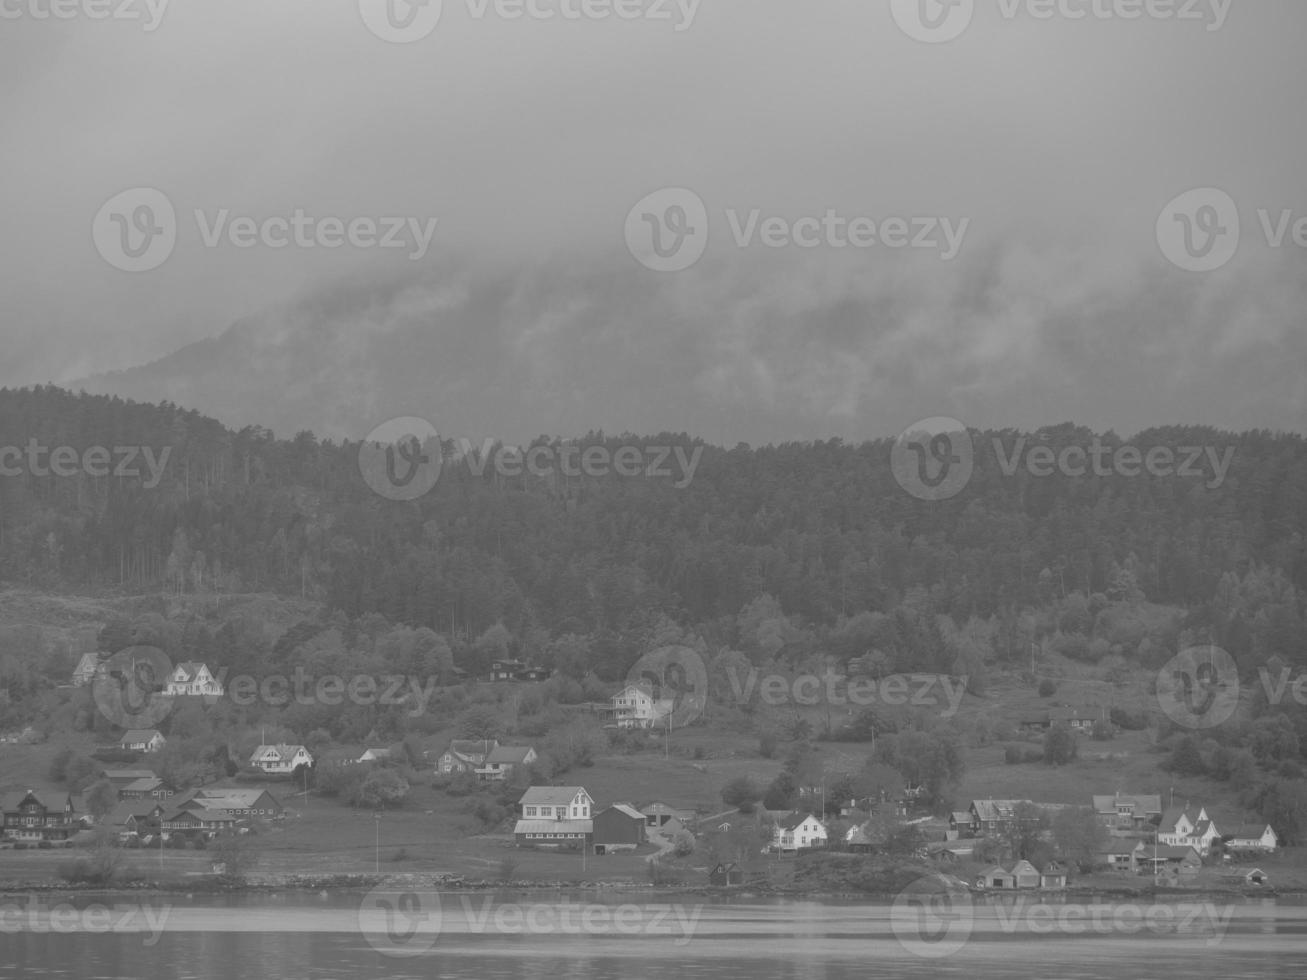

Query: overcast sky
[2,0,1304,443]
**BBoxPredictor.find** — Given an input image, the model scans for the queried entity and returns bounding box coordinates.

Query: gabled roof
[1158,805,1210,834]
[778,811,821,831]
[102,768,158,781]
[443,739,498,758]
[1009,859,1040,876]
[73,652,102,674]
[120,777,165,793]
[121,729,164,743]
[1092,793,1162,814]
[1224,821,1276,840]
[1145,845,1201,860]
[486,745,535,764]
[600,803,646,821]
[519,786,590,806]
[190,788,280,810]
[106,801,162,827]
[251,743,309,762]
[172,661,208,681]
[971,799,1026,822]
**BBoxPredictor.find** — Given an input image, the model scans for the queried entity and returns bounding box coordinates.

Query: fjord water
[1,893,1305,979]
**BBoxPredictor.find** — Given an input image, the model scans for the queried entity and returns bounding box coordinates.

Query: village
[0,650,1291,896]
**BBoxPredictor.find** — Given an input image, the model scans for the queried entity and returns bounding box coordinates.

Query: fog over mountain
[4,1,1305,443]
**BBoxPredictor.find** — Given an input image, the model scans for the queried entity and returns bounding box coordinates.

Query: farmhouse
[1137,844,1203,875]
[117,776,176,801]
[1092,792,1163,834]
[1158,806,1222,856]
[71,652,106,687]
[601,684,673,730]
[476,745,537,782]
[968,799,1029,837]
[490,659,526,681]
[106,801,164,838]
[0,790,84,842]
[179,788,283,819]
[435,739,498,774]
[249,743,313,775]
[119,729,166,753]
[514,786,594,844]
[165,661,224,697]
[1221,820,1278,853]
[161,805,238,836]
[592,803,647,853]
[771,812,827,853]
[1097,839,1142,872]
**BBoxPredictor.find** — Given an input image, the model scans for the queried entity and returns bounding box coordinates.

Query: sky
[1,0,1304,444]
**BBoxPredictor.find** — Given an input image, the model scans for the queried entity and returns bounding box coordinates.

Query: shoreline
[0,872,1298,902]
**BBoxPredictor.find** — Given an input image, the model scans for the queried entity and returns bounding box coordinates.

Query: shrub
[1038,679,1057,697]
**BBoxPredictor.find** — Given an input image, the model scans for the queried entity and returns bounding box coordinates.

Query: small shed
[975,866,1015,889]
[1010,859,1040,889]
[709,862,743,886]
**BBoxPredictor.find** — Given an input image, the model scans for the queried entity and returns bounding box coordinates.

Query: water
[1,891,1305,979]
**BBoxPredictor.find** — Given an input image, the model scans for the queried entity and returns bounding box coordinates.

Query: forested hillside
[1,385,1304,684]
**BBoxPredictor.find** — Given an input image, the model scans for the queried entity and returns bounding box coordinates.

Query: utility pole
[374,811,381,873]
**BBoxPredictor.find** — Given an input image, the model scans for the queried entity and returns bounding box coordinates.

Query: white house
[119,729,166,753]
[519,786,593,820]
[165,661,224,698]
[1223,821,1279,853]
[771,812,827,853]
[249,744,314,775]
[514,786,594,844]
[1158,806,1222,856]
[603,684,673,730]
